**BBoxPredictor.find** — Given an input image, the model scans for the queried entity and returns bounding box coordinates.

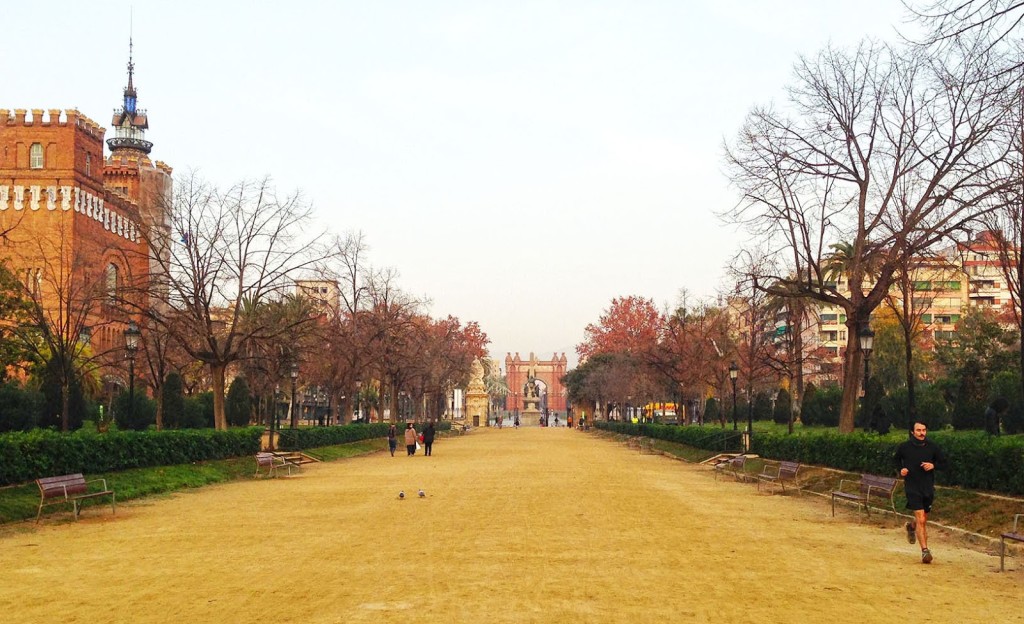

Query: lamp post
[356,380,363,423]
[289,363,298,429]
[859,325,875,396]
[123,321,140,426]
[729,361,738,432]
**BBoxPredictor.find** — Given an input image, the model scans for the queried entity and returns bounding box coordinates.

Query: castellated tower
[0,41,173,360]
[103,39,173,310]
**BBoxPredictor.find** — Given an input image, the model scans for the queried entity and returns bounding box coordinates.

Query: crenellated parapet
[0,108,105,141]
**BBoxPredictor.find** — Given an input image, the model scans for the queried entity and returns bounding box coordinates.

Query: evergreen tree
[773,388,792,425]
[162,372,186,429]
[226,376,252,427]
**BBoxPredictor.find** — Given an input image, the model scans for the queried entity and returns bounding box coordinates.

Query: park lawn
[0,438,384,525]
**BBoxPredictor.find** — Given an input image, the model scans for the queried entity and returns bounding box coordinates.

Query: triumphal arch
[505,352,568,416]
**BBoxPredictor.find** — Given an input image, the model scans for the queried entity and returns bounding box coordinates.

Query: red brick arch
[504,352,568,414]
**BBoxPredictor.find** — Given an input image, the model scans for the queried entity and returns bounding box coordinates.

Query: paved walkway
[2,428,1020,623]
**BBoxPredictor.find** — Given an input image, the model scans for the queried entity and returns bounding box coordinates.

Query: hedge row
[594,421,743,453]
[275,423,391,450]
[274,421,450,451]
[0,427,263,487]
[602,422,1024,496]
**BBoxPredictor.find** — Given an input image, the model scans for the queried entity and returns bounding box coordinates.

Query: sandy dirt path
[2,427,1020,623]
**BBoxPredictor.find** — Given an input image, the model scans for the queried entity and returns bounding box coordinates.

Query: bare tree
[725,40,1015,432]
[910,1,1024,52]
[139,173,330,430]
[7,222,124,430]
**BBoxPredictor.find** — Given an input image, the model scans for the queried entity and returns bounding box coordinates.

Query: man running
[894,421,947,564]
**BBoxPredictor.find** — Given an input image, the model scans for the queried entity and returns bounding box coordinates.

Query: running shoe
[921,548,933,564]
[905,521,917,544]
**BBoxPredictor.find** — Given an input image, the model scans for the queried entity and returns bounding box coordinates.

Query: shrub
[753,391,772,422]
[275,422,394,451]
[704,397,720,424]
[226,376,252,427]
[0,381,43,432]
[182,392,215,429]
[952,359,987,430]
[0,427,263,486]
[989,370,1024,434]
[802,383,841,427]
[113,391,156,431]
[593,421,742,453]
[772,389,792,425]
[162,372,186,429]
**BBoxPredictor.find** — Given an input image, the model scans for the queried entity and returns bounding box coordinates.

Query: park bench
[713,455,749,482]
[255,452,301,477]
[830,473,898,520]
[36,473,116,523]
[1000,514,1024,572]
[756,460,802,494]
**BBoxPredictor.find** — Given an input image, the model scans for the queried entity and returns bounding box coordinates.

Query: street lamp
[859,325,875,395]
[123,321,140,425]
[289,363,299,429]
[356,380,363,423]
[729,361,739,432]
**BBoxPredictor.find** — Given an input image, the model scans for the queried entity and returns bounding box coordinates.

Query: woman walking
[387,423,398,457]
[404,422,417,456]
[423,421,436,456]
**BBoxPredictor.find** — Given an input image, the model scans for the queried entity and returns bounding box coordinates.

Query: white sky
[4,1,917,367]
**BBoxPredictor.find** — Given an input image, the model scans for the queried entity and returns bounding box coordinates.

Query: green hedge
[0,427,262,486]
[602,422,1024,495]
[275,423,390,450]
[595,421,743,453]
[274,421,448,451]
[751,429,1024,495]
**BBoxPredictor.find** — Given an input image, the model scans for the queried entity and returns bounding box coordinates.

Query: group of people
[387,421,436,457]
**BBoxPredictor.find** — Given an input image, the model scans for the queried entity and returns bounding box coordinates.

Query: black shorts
[905,490,934,513]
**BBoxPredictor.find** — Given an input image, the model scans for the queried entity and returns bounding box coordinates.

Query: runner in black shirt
[894,421,947,564]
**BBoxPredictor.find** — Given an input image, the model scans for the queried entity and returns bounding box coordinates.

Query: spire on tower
[108,32,152,156]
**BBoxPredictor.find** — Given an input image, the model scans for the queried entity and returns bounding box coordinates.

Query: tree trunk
[154,386,164,431]
[905,327,917,432]
[839,338,862,433]
[211,363,228,430]
[61,377,70,433]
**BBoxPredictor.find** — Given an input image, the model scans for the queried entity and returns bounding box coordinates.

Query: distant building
[295,279,340,314]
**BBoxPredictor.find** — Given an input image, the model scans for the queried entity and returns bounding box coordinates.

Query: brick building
[0,48,171,362]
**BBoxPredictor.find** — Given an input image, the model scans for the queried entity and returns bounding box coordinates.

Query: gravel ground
[2,426,1021,623]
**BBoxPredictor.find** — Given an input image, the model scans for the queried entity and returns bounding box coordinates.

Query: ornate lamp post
[123,321,141,425]
[289,363,299,429]
[859,325,875,396]
[729,361,739,432]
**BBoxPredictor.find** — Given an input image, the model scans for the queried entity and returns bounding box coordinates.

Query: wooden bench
[713,455,749,482]
[36,473,116,523]
[756,460,802,494]
[830,473,898,520]
[1000,514,1024,572]
[255,452,301,477]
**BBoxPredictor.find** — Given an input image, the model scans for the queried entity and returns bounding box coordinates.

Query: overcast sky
[4,1,918,368]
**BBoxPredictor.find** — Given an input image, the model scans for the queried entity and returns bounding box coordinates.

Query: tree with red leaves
[577,296,663,361]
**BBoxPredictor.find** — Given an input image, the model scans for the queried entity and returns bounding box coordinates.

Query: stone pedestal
[464,358,489,428]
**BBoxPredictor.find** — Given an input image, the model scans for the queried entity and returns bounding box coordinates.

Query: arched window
[29,143,44,169]
[106,263,118,303]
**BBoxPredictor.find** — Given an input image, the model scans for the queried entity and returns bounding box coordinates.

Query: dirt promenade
[2,427,1021,623]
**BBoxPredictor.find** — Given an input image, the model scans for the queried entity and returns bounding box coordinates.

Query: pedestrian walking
[423,421,436,456]
[894,421,947,564]
[387,423,398,457]
[404,422,417,456]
